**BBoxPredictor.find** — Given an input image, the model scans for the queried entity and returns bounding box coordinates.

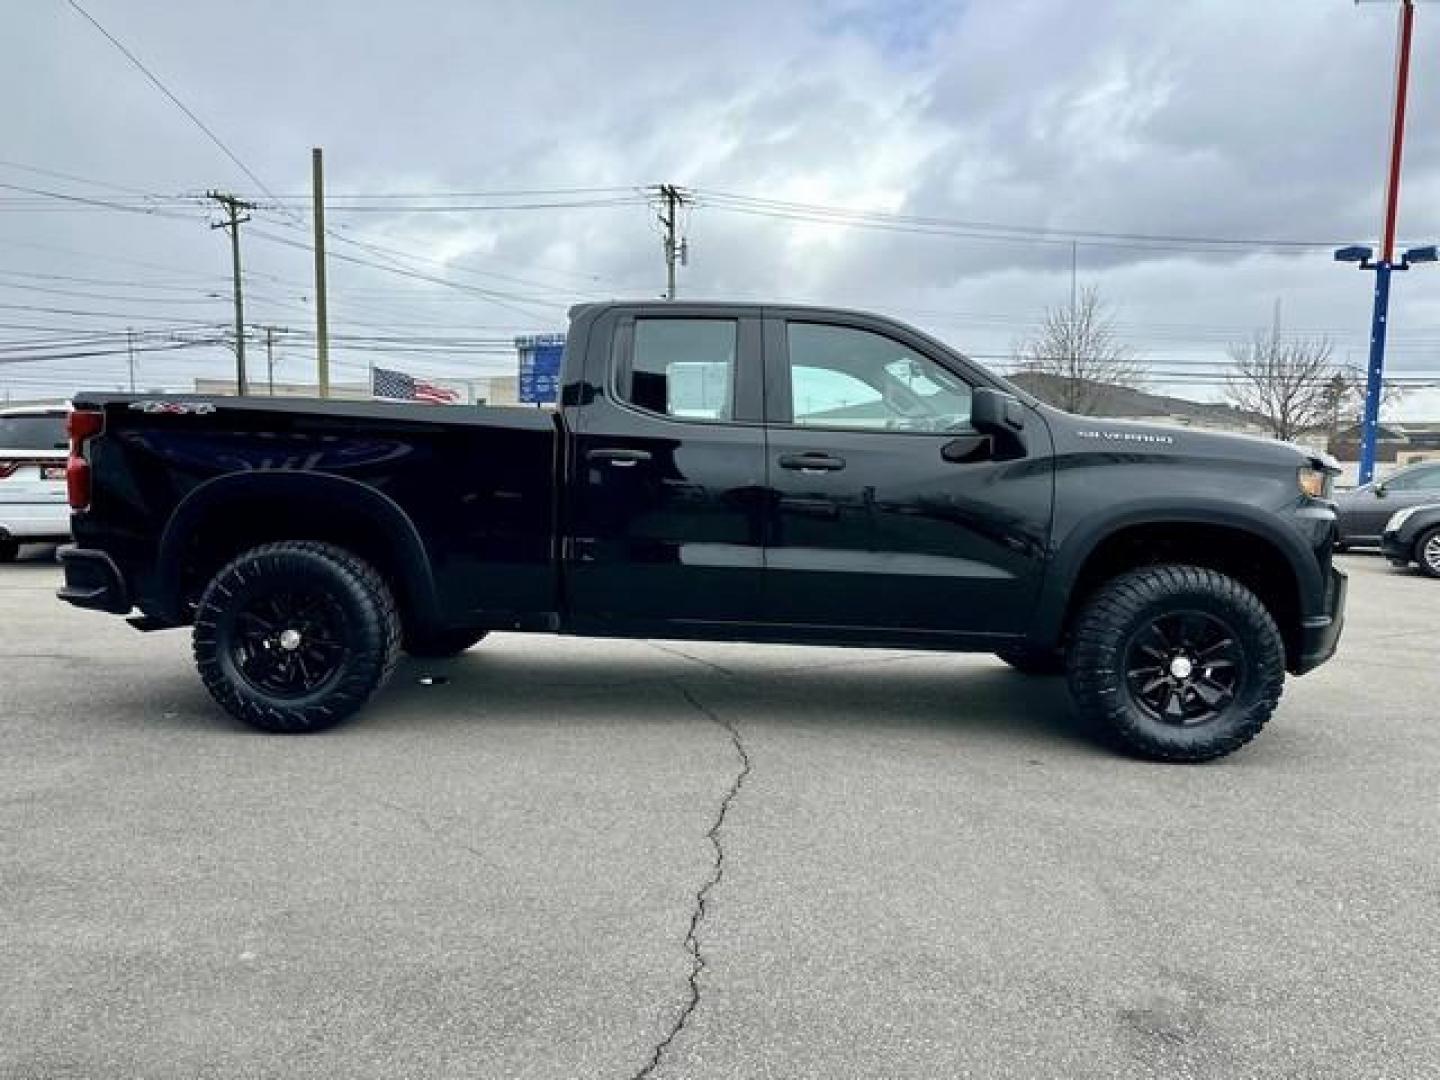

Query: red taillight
[0,461,21,480]
[66,408,105,511]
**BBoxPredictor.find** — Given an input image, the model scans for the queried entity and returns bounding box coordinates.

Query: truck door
[760,313,1052,639]
[565,307,769,632]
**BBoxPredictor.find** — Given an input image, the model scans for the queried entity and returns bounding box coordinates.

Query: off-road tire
[403,627,488,658]
[1415,526,1440,579]
[193,541,401,734]
[995,646,1065,676]
[1067,564,1286,763]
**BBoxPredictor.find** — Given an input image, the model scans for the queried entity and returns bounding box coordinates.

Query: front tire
[193,541,401,734]
[1067,565,1285,762]
[1415,526,1440,579]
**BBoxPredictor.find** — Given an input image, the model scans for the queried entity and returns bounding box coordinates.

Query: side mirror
[971,387,1026,436]
[1375,482,1387,498]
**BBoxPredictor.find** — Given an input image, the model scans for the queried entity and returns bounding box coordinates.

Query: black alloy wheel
[230,586,350,698]
[1122,611,1244,726]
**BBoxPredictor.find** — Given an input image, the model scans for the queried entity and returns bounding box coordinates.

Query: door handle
[779,452,846,473]
[588,447,652,467]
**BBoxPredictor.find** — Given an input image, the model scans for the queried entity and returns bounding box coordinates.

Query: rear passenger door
[566,307,769,631]
[761,313,1052,639]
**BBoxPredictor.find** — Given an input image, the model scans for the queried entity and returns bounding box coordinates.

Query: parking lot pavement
[2,549,1437,1079]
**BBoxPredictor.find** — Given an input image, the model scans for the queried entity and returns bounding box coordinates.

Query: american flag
[371,366,461,405]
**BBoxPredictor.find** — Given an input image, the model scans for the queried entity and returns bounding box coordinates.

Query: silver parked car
[0,407,70,562]
[1334,460,1440,549]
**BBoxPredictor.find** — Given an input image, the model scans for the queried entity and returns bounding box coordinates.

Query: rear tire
[193,541,401,734]
[1415,526,1440,579]
[403,627,488,658]
[995,646,1065,676]
[1067,565,1285,763]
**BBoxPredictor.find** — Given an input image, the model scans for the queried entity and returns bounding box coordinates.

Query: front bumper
[57,545,131,614]
[1381,528,1412,566]
[1294,565,1347,675]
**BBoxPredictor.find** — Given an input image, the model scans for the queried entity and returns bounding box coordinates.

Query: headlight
[1297,465,1332,499]
[1387,506,1420,533]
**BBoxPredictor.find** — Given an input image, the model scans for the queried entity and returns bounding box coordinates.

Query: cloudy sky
[4,0,1440,416]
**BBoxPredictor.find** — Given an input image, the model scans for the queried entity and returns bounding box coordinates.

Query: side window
[1386,466,1440,491]
[785,323,972,432]
[624,319,737,421]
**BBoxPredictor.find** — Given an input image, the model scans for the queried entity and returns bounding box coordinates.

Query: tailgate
[0,451,68,503]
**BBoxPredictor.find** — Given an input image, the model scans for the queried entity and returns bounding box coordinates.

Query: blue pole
[1358,261,1393,486]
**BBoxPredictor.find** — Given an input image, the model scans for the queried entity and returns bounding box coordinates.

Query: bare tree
[1224,327,1339,441]
[1016,285,1143,414]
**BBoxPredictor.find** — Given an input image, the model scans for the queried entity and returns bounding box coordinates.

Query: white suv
[0,407,70,562]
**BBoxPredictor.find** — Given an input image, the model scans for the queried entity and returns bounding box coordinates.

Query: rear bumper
[56,545,131,614]
[1294,565,1347,675]
[0,500,70,540]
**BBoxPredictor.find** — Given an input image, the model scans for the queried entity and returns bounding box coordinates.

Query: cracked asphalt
[2,551,1437,1079]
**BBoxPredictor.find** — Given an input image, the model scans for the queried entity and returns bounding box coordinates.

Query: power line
[0,159,161,196]
[0,181,204,223]
[246,224,564,321]
[63,0,296,220]
[691,189,1386,254]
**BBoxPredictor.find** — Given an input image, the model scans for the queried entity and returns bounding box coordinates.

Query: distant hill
[1007,372,1266,428]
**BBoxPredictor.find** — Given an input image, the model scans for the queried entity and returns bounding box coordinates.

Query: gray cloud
[2,0,1438,415]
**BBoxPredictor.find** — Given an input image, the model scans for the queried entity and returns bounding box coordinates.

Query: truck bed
[69,393,560,630]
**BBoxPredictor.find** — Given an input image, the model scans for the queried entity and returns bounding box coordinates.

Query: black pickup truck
[58,301,1346,761]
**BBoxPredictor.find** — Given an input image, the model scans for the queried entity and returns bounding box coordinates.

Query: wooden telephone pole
[208,191,256,395]
[655,184,689,300]
[312,148,330,397]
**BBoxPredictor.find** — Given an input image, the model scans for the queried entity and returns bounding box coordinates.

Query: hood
[1041,408,1339,472]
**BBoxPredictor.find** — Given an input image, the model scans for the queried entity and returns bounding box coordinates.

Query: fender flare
[154,470,440,625]
[1030,499,1325,646]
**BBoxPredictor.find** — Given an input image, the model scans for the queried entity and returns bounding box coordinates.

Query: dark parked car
[1382,503,1440,578]
[1334,461,1440,548]
[57,301,1345,761]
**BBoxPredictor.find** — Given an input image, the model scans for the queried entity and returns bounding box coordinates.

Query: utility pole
[655,184,689,300]
[208,190,256,396]
[125,327,135,393]
[1068,240,1078,388]
[262,325,288,396]
[312,148,331,398]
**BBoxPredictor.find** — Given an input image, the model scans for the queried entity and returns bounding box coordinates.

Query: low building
[192,374,520,406]
[1328,421,1440,464]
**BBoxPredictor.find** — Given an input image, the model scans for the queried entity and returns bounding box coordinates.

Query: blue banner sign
[515,333,566,404]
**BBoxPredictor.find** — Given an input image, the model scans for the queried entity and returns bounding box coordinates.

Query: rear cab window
[0,415,67,451]
[620,318,739,421]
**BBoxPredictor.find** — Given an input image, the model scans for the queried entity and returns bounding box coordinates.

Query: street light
[1334,245,1374,265]
[1340,0,1423,485]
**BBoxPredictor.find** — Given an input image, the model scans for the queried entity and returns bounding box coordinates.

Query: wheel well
[1063,522,1302,666]
[170,491,435,635]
